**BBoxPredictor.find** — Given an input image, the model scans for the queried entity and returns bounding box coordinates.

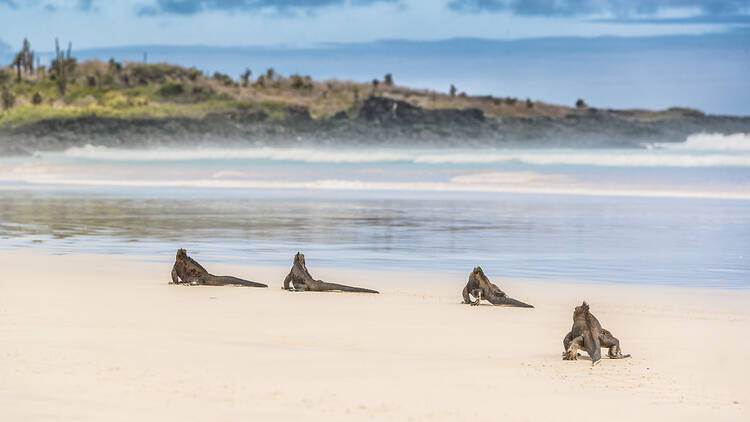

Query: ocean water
[1,133,749,288]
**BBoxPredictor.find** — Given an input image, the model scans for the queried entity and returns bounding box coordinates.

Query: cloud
[77,0,94,11]
[136,0,398,16]
[1,0,95,12]
[595,14,750,24]
[447,0,750,21]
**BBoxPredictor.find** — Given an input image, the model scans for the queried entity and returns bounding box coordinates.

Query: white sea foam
[43,137,750,168]
[3,173,748,200]
[652,132,750,151]
[212,170,248,179]
[51,145,414,163]
[414,152,750,167]
[450,171,567,184]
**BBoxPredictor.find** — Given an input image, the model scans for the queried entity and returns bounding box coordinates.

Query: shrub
[32,92,43,105]
[0,69,10,85]
[240,68,252,86]
[290,74,312,90]
[2,86,16,110]
[212,72,234,86]
[576,98,587,108]
[189,84,215,101]
[129,63,196,85]
[102,91,130,108]
[108,58,122,74]
[384,73,393,85]
[255,75,265,88]
[101,73,115,86]
[450,84,456,97]
[186,68,202,81]
[157,82,185,97]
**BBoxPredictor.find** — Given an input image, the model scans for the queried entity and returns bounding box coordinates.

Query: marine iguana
[461,267,533,308]
[562,301,630,366]
[170,248,267,287]
[283,252,379,293]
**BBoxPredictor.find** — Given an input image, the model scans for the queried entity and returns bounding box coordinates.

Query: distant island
[1,39,748,154]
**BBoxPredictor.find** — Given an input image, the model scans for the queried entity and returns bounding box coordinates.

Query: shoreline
[1,251,748,421]
[0,247,747,291]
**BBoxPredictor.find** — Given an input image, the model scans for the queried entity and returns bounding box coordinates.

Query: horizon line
[3,26,747,54]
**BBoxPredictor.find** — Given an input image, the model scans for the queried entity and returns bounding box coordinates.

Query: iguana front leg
[470,289,482,306]
[563,335,583,360]
[462,285,472,304]
[171,265,179,284]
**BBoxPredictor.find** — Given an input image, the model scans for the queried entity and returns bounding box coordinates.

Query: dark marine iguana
[562,301,630,366]
[461,267,533,308]
[282,252,379,293]
[170,249,267,287]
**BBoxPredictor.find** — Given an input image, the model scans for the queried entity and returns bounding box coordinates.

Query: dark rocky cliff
[1,96,748,155]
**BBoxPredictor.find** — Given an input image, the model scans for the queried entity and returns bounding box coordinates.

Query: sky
[1,1,749,114]
[0,0,748,48]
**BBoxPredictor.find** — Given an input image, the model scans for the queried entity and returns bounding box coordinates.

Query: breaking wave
[44,135,750,168]
[651,132,750,151]
[51,145,414,163]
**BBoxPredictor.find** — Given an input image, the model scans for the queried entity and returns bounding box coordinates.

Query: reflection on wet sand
[1,189,748,287]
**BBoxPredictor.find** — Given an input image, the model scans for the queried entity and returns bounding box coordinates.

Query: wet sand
[1,251,747,421]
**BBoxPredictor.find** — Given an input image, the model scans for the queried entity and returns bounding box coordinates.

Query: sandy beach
[1,251,747,421]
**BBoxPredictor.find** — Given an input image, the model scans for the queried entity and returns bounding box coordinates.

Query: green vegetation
[2,39,700,129]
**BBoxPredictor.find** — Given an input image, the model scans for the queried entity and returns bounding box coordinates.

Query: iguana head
[471,266,488,283]
[290,252,315,280]
[294,252,307,270]
[176,248,187,259]
[294,252,306,267]
[574,301,590,316]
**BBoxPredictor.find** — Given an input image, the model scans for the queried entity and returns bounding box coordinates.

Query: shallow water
[1,133,749,288]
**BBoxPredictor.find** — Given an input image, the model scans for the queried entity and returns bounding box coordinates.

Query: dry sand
[1,251,748,421]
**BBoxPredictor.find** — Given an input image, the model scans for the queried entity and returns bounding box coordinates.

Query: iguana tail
[585,329,602,366]
[487,295,534,308]
[611,354,631,359]
[316,282,379,294]
[212,276,268,288]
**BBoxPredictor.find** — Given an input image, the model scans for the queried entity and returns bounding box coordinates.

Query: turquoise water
[1,134,749,288]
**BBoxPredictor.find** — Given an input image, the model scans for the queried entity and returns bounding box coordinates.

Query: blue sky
[1,1,749,114]
[0,1,748,48]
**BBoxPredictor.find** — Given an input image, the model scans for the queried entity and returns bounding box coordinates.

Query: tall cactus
[51,38,76,97]
[11,38,35,81]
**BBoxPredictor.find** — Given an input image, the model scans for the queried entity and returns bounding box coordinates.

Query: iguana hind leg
[600,329,630,359]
